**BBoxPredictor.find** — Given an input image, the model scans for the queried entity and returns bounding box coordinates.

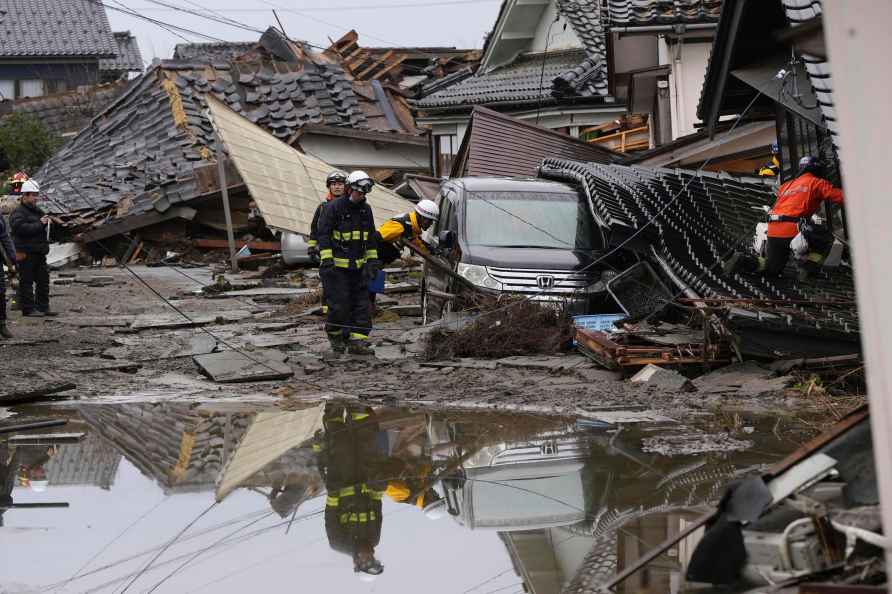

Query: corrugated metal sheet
[207,94,413,235]
[452,106,622,179]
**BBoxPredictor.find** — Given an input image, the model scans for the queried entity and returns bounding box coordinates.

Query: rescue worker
[369,199,440,312]
[317,170,380,355]
[0,210,17,338]
[316,404,385,580]
[758,143,781,177]
[309,170,348,316]
[10,179,57,317]
[7,171,29,195]
[725,156,844,279]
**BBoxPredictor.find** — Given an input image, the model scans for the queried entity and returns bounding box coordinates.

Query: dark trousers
[764,236,792,277]
[323,268,371,341]
[0,271,6,321]
[18,252,50,313]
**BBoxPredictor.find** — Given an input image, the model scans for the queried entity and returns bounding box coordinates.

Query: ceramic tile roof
[539,159,859,338]
[37,57,371,217]
[414,49,606,110]
[99,32,143,73]
[557,0,608,56]
[781,0,839,152]
[8,80,128,136]
[604,0,723,26]
[172,41,257,63]
[0,0,117,58]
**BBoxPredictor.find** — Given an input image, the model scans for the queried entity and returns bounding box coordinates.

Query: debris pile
[423,298,574,360]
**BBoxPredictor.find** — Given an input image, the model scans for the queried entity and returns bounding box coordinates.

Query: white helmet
[358,574,378,583]
[414,199,439,222]
[346,170,374,194]
[20,179,40,194]
[30,480,49,493]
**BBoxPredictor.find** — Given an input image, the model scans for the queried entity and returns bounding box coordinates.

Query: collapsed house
[32,28,428,253]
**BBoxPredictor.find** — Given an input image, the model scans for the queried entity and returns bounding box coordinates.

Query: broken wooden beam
[193,239,282,251]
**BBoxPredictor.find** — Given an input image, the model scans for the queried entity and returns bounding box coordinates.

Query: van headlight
[457,263,502,290]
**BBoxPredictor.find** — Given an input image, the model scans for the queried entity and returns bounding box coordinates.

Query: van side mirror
[438,230,455,250]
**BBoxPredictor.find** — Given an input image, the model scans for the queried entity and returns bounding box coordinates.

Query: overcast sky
[108,1,502,64]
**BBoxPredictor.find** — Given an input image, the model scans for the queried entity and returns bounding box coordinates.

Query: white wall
[660,37,712,139]
[529,2,583,53]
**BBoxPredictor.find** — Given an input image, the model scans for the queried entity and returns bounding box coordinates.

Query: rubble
[629,364,695,392]
[193,349,293,383]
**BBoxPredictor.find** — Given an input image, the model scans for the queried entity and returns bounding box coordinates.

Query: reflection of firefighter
[316,404,386,582]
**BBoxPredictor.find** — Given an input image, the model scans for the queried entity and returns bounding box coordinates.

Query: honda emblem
[536,275,555,290]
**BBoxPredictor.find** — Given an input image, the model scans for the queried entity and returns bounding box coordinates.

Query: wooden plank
[194,349,293,383]
[193,239,282,251]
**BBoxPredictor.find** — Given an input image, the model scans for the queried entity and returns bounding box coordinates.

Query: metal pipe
[612,23,716,35]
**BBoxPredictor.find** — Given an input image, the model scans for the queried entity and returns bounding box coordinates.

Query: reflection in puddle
[0,402,797,593]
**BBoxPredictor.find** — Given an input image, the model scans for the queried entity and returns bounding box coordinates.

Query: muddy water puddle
[1,401,808,593]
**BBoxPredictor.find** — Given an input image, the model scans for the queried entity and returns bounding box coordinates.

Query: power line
[134,0,500,11]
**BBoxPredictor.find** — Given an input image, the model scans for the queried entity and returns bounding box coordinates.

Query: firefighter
[309,170,348,316]
[369,199,440,311]
[0,211,16,338]
[317,170,380,355]
[10,179,57,317]
[316,404,385,581]
[758,143,781,177]
[725,156,844,279]
[7,172,29,195]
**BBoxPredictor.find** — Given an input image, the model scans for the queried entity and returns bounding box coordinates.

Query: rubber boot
[328,334,346,354]
[346,340,374,356]
[0,322,12,339]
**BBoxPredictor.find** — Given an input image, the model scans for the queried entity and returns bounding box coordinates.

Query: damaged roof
[415,0,609,112]
[36,29,421,235]
[172,41,257,63]
[604,0,722,26]
[99,32,143,73]
[0,0,118,58]
[539,159,858,341]
[4,80,129,136]
[414,49,607,110]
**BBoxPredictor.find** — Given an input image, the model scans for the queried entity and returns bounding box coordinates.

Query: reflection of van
[422,177,617,321]
[442,436,588,531]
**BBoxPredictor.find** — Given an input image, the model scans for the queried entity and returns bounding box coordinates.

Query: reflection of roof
[415,50,604,110]
[43,432,121,489]
[0,0,117,58]
[78,403,321,494]
[100,32,143,73]
[604,0,722,26]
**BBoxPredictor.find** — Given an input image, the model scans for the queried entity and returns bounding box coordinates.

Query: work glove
[319,258,334,271]
[308,247,320,266]
[364,259,382,284]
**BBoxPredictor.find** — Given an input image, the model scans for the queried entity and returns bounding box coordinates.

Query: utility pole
[824,0,892,571]
[215,135,239,273]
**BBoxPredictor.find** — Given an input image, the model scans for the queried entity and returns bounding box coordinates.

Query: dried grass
[423,297,574,360]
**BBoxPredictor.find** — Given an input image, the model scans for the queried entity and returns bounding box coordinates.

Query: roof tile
[0,0,118,58]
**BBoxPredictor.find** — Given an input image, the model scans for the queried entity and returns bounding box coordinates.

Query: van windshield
[465,191,600,250]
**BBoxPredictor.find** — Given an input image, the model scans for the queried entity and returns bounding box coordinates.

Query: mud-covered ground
[0,264,847,422]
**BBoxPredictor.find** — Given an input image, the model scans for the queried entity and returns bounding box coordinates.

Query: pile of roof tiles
[604,0,723,25]
[539,159,858,338]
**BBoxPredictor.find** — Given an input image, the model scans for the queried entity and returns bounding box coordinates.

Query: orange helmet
[9,171,28,194]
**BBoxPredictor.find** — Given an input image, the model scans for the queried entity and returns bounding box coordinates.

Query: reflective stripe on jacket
[768,173,844,238]
[317,195,378,269]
